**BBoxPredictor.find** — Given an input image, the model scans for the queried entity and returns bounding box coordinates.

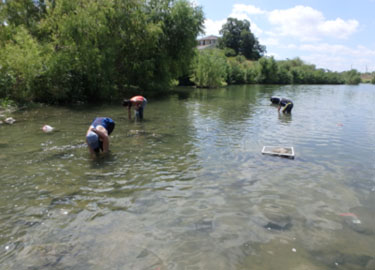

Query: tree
[342,69,361,85]
[256,57,278,84]
[0,0,204,103]
[0,0,47,37]
[190,49,227,88]
[218,18,265,60]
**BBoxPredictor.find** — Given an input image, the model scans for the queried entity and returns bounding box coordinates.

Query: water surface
[1,84,374,269]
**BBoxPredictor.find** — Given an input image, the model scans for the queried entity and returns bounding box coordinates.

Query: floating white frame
[262,146,295,159]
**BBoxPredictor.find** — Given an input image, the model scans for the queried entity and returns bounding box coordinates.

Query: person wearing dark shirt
[277,98,293,113]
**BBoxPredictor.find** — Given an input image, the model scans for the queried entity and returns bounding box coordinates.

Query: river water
[1,84,374,270]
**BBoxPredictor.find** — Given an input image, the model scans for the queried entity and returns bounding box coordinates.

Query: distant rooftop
[197,35,219,41]
[197,35,219,50]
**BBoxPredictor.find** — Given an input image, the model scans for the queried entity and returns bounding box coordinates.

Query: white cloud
[297,43,375,71]
[299,43,352,54]
[299,43,375,57]
[228,6,263,35]
[202,18,226,36]
[232,4,265,15]
[302,54,349,71]
[260,37,279,46]
[267,5,359,41]
[318,18,358,39]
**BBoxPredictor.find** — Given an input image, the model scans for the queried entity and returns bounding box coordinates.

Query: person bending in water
[86,117,115,155]
[270,97,293,114]
[122,95,147,121]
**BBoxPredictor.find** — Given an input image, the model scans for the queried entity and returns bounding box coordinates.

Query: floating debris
[262,146,295,159]
[42,124,54,133]
[292,248,297,252]
[352,219,361,224]
[4,117,16,124]
[339,213,357,217]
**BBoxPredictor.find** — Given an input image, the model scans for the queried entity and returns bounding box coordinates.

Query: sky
[195,0,375,72]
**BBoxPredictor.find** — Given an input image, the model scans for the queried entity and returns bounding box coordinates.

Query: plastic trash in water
[42,125,54,133]
[339,213,357,217]
[4,117,16,124]
[352,219,361,224]
[339,212,361,224]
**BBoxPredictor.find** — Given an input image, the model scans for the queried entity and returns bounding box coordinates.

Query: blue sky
[195,0,375,72]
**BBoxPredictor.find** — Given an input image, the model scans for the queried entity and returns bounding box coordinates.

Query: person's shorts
[282,103,293,113]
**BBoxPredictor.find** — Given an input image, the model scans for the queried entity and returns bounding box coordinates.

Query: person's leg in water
[138,106,144,120]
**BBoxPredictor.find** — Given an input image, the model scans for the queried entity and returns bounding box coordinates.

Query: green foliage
[276,58,343,84]
[372,75,375,84]
[0,0,204,103]
[256,57,279,84]
[218,18,266,60]
[227,57,245,84]
[226,55,258,84]
[189,54,348,87]
[223,47,236,57]
[0,26,46,101]
[342,69,361,85]
[0,97,16,109]
[190,49,227,88]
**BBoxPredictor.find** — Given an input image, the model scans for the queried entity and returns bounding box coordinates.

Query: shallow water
[1,84,374,270]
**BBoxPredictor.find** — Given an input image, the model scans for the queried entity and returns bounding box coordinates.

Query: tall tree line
[0,0,204,103]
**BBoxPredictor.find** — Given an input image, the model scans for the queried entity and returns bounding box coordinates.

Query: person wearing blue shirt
[86,117,115,155]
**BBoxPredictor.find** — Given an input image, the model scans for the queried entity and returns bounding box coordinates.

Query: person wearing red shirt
[122,96,148,120]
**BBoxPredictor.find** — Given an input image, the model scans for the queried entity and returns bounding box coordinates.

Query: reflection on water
[1,85,374,269]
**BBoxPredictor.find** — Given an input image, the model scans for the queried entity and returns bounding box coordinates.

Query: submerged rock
[263,210,293,231]
[195,219,213,232]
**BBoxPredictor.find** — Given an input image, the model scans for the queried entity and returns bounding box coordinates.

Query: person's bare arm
[90,126,109,153]
[101,135,109,153]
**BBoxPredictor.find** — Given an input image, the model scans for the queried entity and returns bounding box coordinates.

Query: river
[1,84,374,269]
